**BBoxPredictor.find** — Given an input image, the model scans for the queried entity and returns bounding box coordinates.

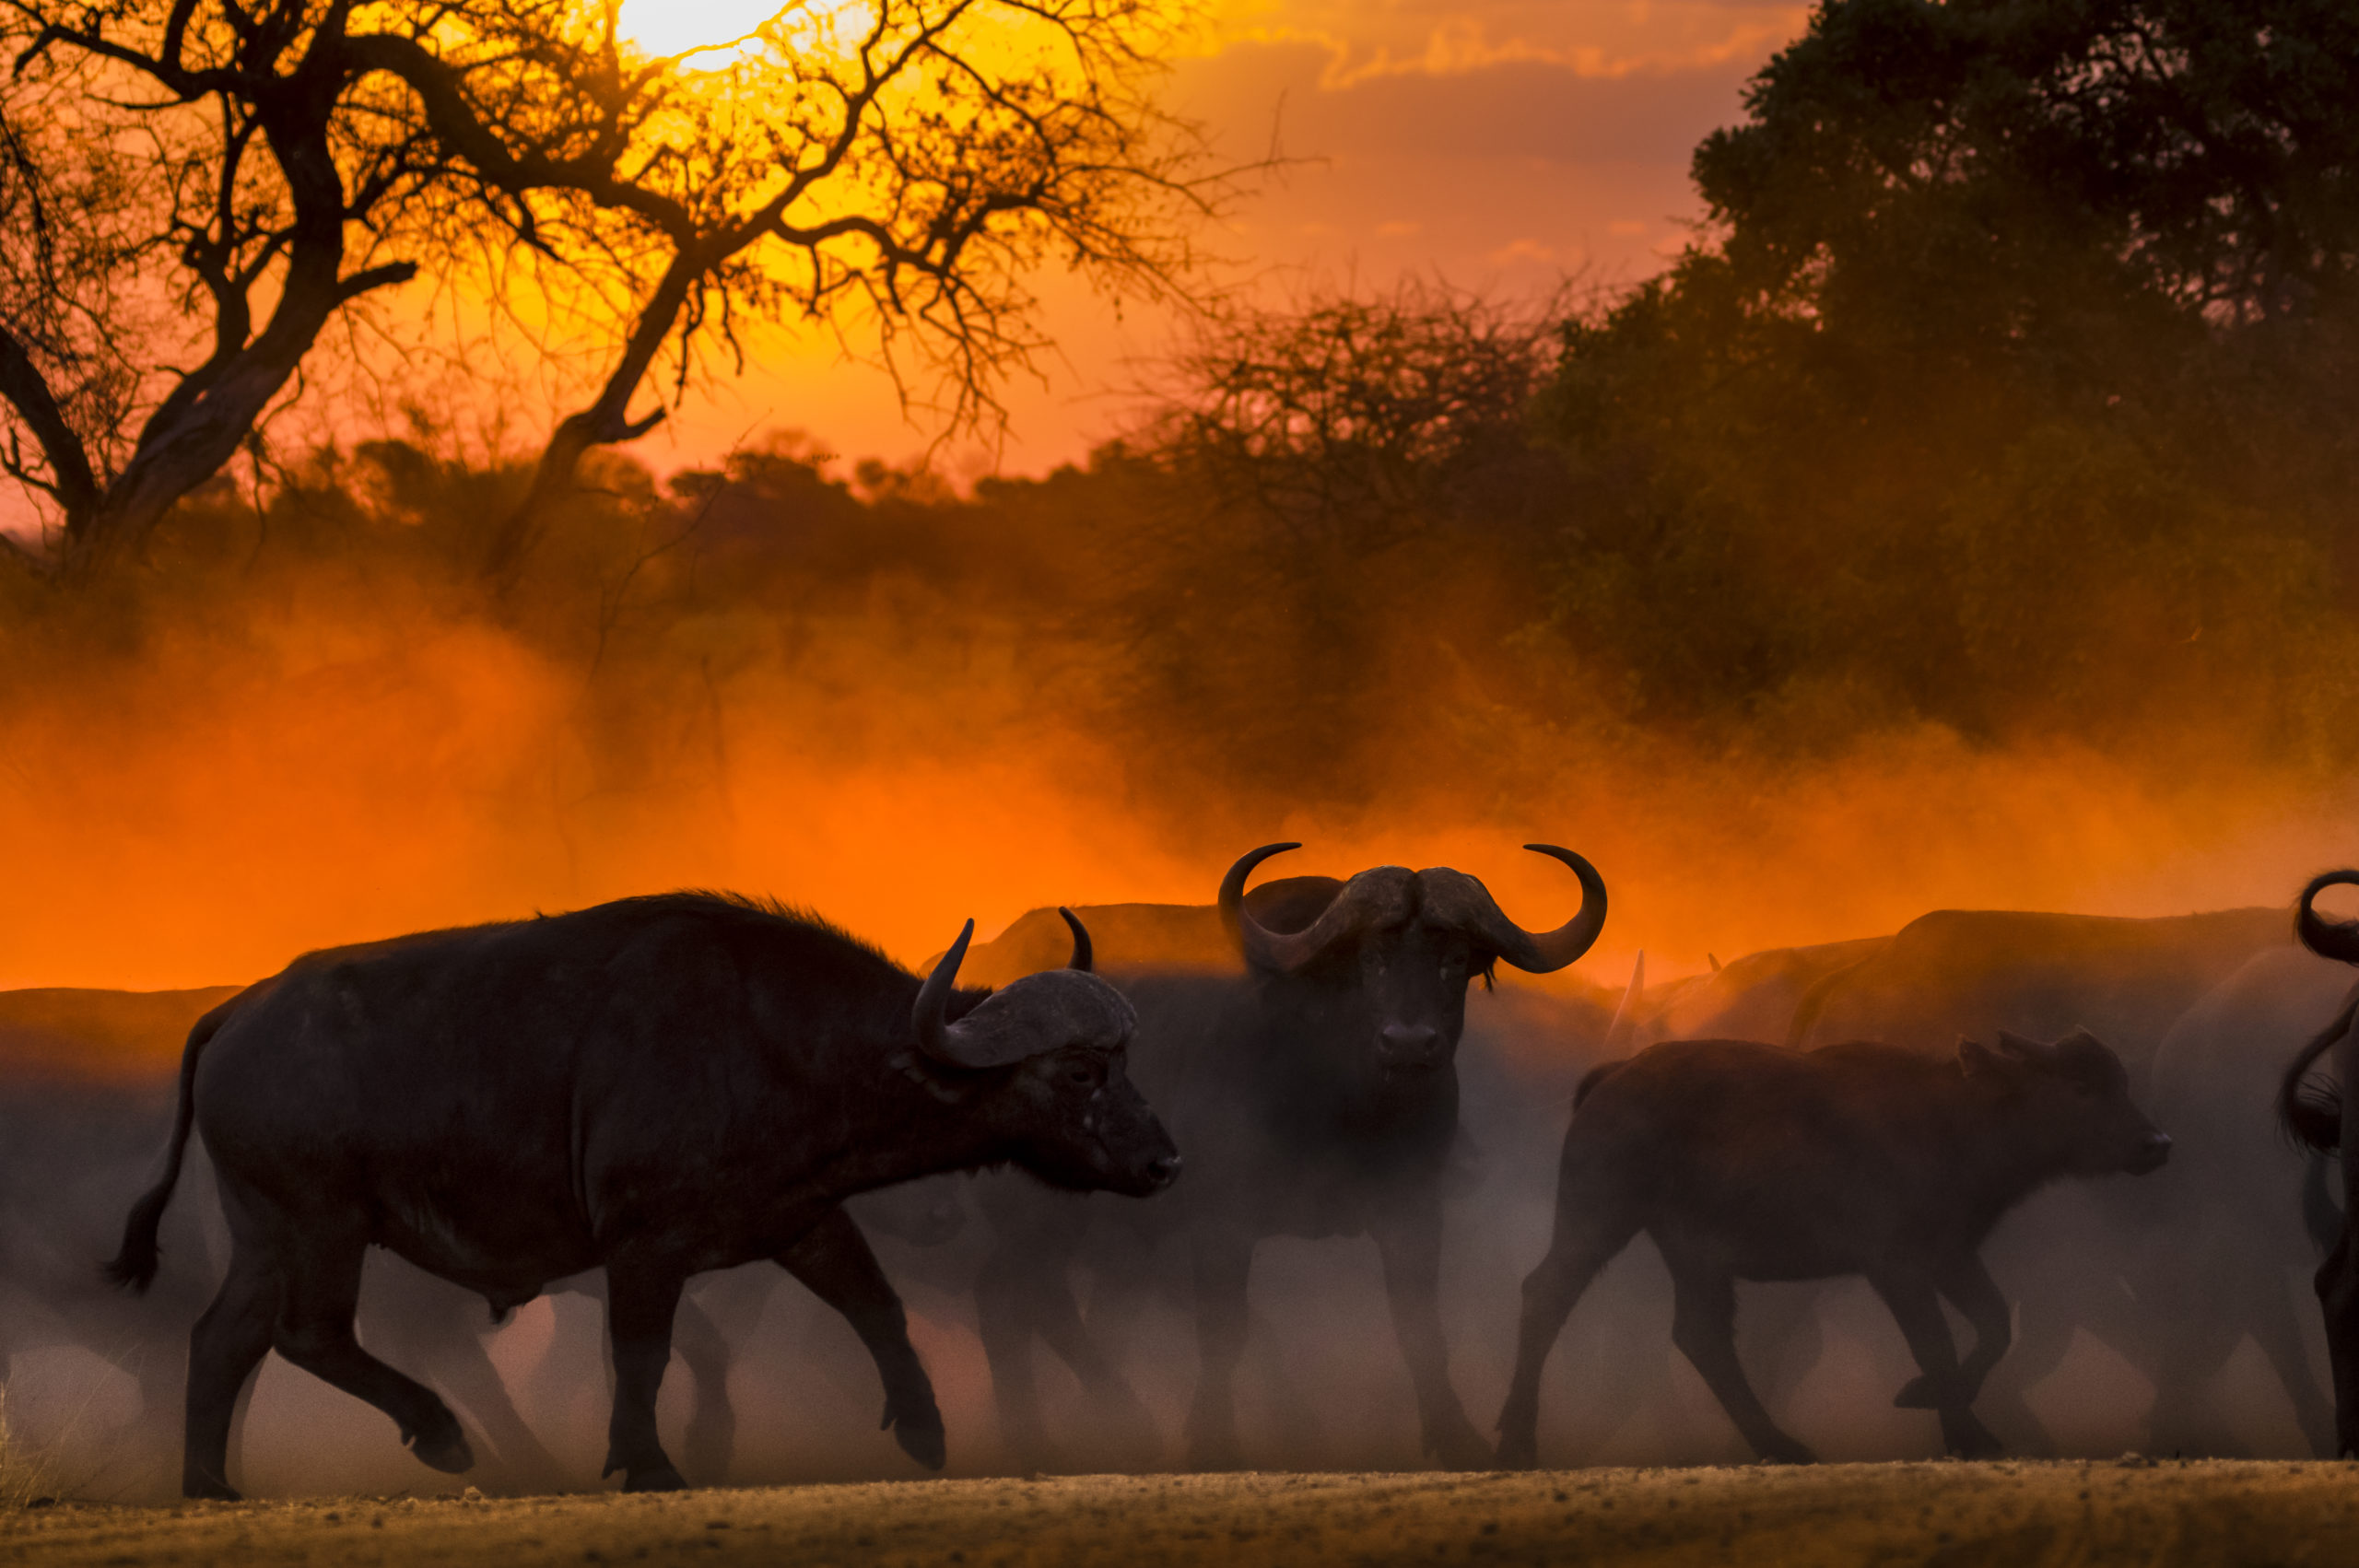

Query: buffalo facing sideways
[1498,1031,2171,1467]
[106,892,1180,1499]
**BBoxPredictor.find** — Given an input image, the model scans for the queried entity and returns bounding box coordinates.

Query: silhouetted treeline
[7,0,2359,818]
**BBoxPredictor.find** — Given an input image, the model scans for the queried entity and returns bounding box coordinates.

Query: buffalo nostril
[1146,1154,1182,1186]
[1380,1025,1441,1059]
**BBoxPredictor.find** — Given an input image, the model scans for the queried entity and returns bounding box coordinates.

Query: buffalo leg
[604,1262,690,1491]
[421,1321,569,1491]
[183,1248,278,1500]
[973,1213,1069,1469]
[1372,1201,1486,1469]
[2316,1228,2359,1457]
[2139,1211,2267,1457]
[1183,1226,1256,1470]
[778,1209,945,1471]
[1870,1269,2000,1458]
[671,1297,737,1484]
[1665,1259,1813,1464]
[1744,1284,1828,1414]
[272,1235,474,1476]
[1496,1206,1640,1469]
[2254,1267,2337,1457]
[355,1278,569,1492]
[1920,1254,2012,1410]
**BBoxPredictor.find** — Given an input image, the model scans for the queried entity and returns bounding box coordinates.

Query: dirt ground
[4,1462,2359,1567]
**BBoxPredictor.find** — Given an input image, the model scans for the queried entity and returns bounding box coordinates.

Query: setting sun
[616,0,790,58]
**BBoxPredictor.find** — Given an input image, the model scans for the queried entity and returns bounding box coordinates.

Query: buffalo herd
[11,848,2359,1496]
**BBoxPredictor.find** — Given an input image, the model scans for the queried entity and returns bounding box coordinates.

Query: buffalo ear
[1959,1038,2014,1083]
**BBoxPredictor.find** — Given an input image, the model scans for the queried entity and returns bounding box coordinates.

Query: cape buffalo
[13,987,977,1493]
[105,893,1179,1498]
[1496,1031,2171,1467]
[2144,945,2346,1457]
[974,842,1608,1470]
[1773,904,2287,1453]
[2275,870,2359,1455]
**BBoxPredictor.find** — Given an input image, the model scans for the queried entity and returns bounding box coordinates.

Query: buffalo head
[911,907,1180,1197]
[1218,842,1608,1081]
[1959,1027,2172,1176]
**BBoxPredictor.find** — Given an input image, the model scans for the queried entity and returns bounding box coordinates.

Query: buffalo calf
[1496,1031,2170,1466]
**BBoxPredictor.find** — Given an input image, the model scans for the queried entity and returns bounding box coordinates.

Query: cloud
[1177,40,1761,170]
[1198,2,1812,88]
[1488,238,1561,265]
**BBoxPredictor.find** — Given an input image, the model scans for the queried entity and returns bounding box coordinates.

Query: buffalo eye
[1065,1061,1099,1087]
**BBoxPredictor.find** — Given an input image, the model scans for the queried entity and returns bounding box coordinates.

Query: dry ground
[3,1462,2357,1567]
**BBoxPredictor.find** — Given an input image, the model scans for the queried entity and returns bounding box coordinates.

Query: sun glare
[616,0,794,60]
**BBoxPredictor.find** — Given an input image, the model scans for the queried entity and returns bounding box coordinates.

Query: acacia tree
[0,0,1215,577]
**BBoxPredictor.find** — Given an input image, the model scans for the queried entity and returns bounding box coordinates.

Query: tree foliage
[1534,0,2359,749]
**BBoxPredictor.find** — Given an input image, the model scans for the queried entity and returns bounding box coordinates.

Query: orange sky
[618,0,1813,478]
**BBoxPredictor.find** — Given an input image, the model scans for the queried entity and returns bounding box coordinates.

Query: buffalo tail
[2277,985,2359,1156]
[102,991,241,1293]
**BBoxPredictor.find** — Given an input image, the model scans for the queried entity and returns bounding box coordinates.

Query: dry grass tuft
[0,1390,60,1509]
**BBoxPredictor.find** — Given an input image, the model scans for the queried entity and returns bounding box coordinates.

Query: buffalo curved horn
[1473,844,1610,975]
[1059,907,1094,972]
[2298,871,2359,966]
[1219,843,1411,975]
[1218,842,1305,972]
[912,919,977,1068]
[1600,951,1645,1052]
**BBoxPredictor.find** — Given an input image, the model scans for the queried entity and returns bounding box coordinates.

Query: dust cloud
[1,453,2354,1500]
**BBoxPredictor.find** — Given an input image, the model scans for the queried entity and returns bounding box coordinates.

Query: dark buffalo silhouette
[1623,937,1890,1047]
[1497,1031,2171,1467]
[2275,870,2359,1456]
[0,987,242,1492]
[975,842,1608,1470]
[105,893,1180,1498]
[2144,944,2347,1457]
[0,986,971,1494]
[1772,903,2288,1454]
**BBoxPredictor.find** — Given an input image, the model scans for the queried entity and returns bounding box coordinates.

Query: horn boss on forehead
[1219,844,1417,976]
[913,919,1135,1071]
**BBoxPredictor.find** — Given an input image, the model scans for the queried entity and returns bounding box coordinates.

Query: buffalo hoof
[1941,1414,2004,1460]
[1426,1419,1495,1472]
[407,1422,476,1476]
[184,1478,241,1503]
[624,1464,688,1492]
[1495,1430,1539,1471]
[1183,1399,1245,1473]
[1755,1439,1817,1466]
[1183,1429,1246,1473]
[891,1410,947,1472]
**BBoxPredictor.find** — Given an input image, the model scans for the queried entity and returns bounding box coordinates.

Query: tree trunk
[482,252,703,585]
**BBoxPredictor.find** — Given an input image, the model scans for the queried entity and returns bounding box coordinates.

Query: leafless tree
[0,0,1221,578]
